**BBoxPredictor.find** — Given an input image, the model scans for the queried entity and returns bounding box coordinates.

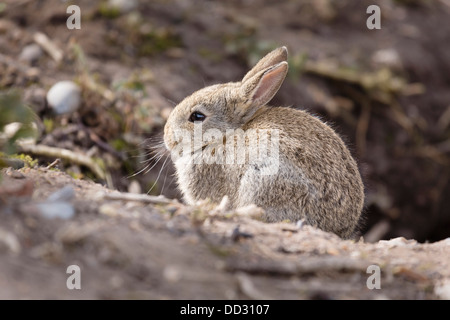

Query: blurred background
[0,0,449,242]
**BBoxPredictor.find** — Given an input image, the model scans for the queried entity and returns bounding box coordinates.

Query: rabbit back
[236,106,364,238]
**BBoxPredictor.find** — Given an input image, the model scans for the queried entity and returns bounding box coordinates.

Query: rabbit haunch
[164,46,364,238]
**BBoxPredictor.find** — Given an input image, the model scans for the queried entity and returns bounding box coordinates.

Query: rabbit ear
[240,61,288,115]
[241,46,288,83]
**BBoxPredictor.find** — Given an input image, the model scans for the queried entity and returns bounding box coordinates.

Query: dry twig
[103,191,172,205]
[33,32,63,63]
[45,158,61,170]
[18,143,105,179]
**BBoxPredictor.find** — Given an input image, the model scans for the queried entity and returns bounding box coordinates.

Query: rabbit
[164,46,364,239]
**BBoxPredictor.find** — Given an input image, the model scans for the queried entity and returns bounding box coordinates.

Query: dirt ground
[0,167,449,299]
[1,0,450,299]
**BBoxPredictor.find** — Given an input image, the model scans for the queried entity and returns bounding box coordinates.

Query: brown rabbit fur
[164,46,364,238]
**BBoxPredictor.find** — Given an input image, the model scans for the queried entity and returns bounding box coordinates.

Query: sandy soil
[0,167,449,299]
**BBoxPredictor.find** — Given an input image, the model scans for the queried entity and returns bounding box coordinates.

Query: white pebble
[128,180,142,194]
[235,204,264,219]
[296,219,305,228]
[435,279,450,300]
[36,202,75,220]
[163,265,181,283]
[46,81,81,115]
[108,0,138,13]
[47,185,75,202]
[378,236,417,248]
[215,195,231,214]
[372,48,402,69]
[0,228,21,254]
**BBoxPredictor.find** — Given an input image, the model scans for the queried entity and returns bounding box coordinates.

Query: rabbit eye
[189,111,206,122]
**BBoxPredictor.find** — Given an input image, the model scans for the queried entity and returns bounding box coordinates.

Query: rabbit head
[164,46,288,153]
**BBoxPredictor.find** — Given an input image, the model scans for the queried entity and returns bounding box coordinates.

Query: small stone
[47,185,75,202]
[46,81,81,115]
[435,279,450,300]
[235,204,264,219]
[35,202,75,220]
[19,44,43,63]
[296,219,306,228]
[5,168,25,179]
[0,228,21,254]
[99,203,120,217]
[2,159,25,170]
[372,48,402,69]
[163,265,181,283]
[378,236,417,248]
[128,180,141,194]
[109,275,124,289]
[25,67,40,81]
[108,0,138,13]
[326,248,340,256]
[215,195,231,214]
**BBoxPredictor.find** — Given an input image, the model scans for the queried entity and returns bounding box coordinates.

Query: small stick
[103,192,172,205]
[46,158,61,170]
[33,32,63,63]
[18,143,105,179]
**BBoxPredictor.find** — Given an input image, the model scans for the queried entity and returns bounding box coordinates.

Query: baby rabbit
[164,46,364,238]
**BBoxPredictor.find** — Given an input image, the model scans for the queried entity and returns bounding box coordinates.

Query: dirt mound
[0,168,449,299]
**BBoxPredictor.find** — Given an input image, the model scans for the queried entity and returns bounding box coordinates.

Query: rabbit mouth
[165,138,209,157]
[194,135,228,154]
[190,142,213,155]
